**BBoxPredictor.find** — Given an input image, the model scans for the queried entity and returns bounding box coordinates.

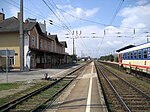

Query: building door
[30,55,35,69]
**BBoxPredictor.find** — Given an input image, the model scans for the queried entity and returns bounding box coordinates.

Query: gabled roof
[0,17,19,32]
[24,22,37,31]
[51,35,59,43]
[116,45,135,52]
[60,41,67,48]
[0,16,42,34]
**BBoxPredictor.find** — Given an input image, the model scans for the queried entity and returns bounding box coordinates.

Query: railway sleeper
[10,108,31,112]
[115,110,127,112]
[114,105,125,111]
[15,106,37,110]
[127,100,149,104]
[124,98,147,102]
[121,93,144,96]
[128,103,150,108]
[27,98,44,102]
[122,95,146,99]
[130,106,150,111]
[112,101,121,105]
[17,102,40,108]
[15,104,37,109]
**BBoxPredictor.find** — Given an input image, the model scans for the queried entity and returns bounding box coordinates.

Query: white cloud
[136,0,149,5]
[120,4,150,28]
[55,4,99,21]
[43,1,150,57]
[84,8,99,17]
[9,6,19,17]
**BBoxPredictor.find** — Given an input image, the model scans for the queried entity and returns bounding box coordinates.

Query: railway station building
[0,12,71,70]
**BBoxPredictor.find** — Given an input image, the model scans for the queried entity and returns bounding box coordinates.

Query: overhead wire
[49,0,91,56]
[51,3,139,30]
[8,0,47,20]
[109,0,124,25]
[97,0,124,57]
[42,0,72,34]
[50,0,73,30]
[4,0,72,33]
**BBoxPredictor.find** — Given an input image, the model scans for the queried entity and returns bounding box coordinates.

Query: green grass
[77,61,87,64]
[0,80,51,106]
[0,83,19,91]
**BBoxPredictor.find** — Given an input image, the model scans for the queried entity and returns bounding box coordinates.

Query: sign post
[0,49,15,83]
[6,49,8,83]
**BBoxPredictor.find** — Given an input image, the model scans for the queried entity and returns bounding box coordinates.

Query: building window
[32,36,35,47]
[9,56,14,65]
[138,50,142,59]
[40,39,42,49]
[143,49,147,59]
[44,40,47,49]
[134,51,137,59]
[48,42,51,51]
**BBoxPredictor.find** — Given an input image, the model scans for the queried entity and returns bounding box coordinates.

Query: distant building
[0,12,69,70]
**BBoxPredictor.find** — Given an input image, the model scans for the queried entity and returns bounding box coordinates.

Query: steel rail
[95,63,131,112]
[0,62,90,112]
[33,76,76,112]
[31,78,75,112]
[32,62,91,112]
[99,62,150,100]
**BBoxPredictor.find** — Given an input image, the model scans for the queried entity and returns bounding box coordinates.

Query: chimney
[0,12,5,22]
[17,12,21,21]
[25,19,29,23]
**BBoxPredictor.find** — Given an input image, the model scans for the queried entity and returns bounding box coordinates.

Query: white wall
[24,32,30,70]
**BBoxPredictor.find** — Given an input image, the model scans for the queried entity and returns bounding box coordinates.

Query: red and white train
[117,42,150,74]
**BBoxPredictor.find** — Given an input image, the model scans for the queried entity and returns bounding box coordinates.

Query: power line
[3,0,72,33]
[51,3,139,29]
[8,0,47,20]
[42,0,72,34]
[50,0,73,30]
[109,0,124,25]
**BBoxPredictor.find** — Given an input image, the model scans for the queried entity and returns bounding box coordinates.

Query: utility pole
[73,38,75,56]
[20,0,24,71]
[66,30,81,62]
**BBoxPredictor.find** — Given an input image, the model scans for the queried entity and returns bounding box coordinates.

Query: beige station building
[0,12,72,70]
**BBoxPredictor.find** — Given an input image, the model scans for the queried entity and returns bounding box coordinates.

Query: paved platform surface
[45,62,108,112]
[0,64,79,83]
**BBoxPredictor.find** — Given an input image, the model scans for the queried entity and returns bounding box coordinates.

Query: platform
[45,62,108,112]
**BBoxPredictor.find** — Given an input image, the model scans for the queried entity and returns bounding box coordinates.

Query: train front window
[138,50,142,59]
[144,49,147,59]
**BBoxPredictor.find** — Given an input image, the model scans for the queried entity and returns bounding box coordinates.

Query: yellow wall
[0,32,20,68]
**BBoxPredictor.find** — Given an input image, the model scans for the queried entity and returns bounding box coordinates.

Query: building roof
[0,17,19,32]
[51,35,60,43]
[116,45,135,52]
[0,16,41,33]
[0,12,4,15]
[60,41,67,48]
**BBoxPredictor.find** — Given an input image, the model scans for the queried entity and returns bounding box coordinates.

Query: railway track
[0,62,90,112]
[95,61,150,112]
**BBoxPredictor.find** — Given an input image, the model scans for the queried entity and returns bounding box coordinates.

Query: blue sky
[0,0,150,58]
